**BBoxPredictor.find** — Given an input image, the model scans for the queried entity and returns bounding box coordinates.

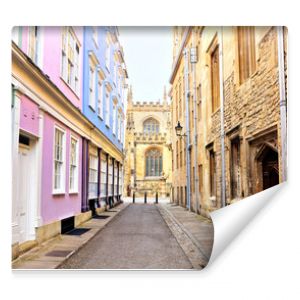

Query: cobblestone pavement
[59,204,193,269]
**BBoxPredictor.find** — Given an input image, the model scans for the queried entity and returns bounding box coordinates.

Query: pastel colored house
[81,26,127,212]
[11,26,85,258]
[11,26,127,260]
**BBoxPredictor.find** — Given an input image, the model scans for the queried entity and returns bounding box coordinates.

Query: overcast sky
[118,27,173,103]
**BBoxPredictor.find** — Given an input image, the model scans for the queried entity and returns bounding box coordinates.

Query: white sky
[118,27,173,103]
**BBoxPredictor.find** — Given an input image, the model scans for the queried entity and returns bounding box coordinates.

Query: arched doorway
[256,144,279,191]
[262,149,279,190]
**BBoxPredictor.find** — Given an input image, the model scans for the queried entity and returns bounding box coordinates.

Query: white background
[0,1,299,299]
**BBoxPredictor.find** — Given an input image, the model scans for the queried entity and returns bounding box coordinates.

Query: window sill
[60,76,80,99]
[69,191,79,195]
[98,115,103,121]
[144,176,163,181]
[52,190,66,196]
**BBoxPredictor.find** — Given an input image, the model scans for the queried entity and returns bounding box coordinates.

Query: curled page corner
[207,182,285,266]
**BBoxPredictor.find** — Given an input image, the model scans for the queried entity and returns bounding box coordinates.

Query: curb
[157,204,209,269]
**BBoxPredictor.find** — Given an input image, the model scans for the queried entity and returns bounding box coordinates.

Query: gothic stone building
[124,87,172,198]
[170,26,287,218]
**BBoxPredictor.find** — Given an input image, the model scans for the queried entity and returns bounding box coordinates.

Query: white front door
[17,143,32,243]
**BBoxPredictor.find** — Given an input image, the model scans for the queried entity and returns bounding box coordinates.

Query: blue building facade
[81,26,128,211]
[82,26,127,150]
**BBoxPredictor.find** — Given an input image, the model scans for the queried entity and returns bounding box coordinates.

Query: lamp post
[175,121,186,137]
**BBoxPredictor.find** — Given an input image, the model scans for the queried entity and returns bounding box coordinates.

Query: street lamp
[175,121,186,137]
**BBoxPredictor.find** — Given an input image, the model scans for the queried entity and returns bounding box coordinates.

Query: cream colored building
[124,87,172,198]
[170,26,287,217]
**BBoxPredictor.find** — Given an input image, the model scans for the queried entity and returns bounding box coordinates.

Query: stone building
[169,26,287,217]
[124,87,172,198]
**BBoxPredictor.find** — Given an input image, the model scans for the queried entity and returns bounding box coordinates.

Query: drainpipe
[184,47,192,211]
[191,28,200,213]
[218,27,226,208]
[277,26,287,182]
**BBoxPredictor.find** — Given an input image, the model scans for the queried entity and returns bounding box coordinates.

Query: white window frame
[108,160,113,196]
[101,155,107,197]
[53,126,66,194]
[105,34,111,71]
[120,117,124,144]
[92,26,98,48]
[89,66,96,110]
[118,73,122,96]
[112,104,117,135]
[114,164,118,195]
[113,64,118,86]
[61,27,80,95]
[118,165,123,196]
[97,79,103,119]
[117,113,121,141]
[105,86,110,127]
[27,26,43,68]
[88,154,98,199]
[69,135,79,193]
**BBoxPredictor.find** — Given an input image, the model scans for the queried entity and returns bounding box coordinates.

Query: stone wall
[170,26,286,217]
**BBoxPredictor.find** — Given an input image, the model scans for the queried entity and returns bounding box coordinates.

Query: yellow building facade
[170,26,287,217]
[124,87,172,198]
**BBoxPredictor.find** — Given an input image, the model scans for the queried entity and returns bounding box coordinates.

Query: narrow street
[59,204,193,269]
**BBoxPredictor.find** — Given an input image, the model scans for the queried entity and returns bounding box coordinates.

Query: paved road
[59,204,193,269]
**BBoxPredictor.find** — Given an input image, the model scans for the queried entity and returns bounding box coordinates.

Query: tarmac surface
[59,204,193,269]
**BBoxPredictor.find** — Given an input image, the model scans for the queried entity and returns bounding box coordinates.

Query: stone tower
[124,87,172,198]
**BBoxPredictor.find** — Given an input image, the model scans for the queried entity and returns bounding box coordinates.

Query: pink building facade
[12,26,86,256]
[41,113,82,224]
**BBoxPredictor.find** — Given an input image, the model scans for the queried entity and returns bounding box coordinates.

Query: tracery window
[145,149,162,177]
[143,118,159,134]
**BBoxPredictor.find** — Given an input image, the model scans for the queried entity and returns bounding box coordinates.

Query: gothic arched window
[143,118,159,134]
[145,149,162,177]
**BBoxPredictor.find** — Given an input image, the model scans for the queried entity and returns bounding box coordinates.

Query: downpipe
[218,27,226,208]
[184,47,192,211]
[277,26,287,182]
[192,28,200,213]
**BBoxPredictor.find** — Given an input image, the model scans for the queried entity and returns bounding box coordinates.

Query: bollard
[133,192,135,203]
[155,192,158,204]
[144,192,147,204]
